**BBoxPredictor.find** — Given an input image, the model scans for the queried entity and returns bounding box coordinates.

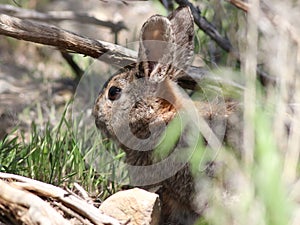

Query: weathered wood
[226,0,249,12]
[0,173,121,225]
[0,14,136,67]
[0,179,72,225]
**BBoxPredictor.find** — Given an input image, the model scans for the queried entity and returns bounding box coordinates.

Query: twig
[0,4,127,33]
[226,0,249,12]
[159,0,174,11]
[73,182,94,204]
[60,51,84,80]
[52,201,93,225]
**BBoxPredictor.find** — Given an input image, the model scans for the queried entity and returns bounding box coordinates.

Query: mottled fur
[93,6,241,225]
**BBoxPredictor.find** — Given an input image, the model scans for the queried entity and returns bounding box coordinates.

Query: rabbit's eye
[108,86,122,101]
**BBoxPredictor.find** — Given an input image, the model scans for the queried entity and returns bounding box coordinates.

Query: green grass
[0,105,124,200]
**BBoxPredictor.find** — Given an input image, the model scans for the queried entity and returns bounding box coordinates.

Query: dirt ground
[0,0,158,139]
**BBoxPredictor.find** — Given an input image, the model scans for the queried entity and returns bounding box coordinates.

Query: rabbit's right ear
[137,15,174,79]
[168,6,194,71]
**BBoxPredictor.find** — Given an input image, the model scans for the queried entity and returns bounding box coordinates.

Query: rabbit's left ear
[137,6,194,81]
[137,15,174,79]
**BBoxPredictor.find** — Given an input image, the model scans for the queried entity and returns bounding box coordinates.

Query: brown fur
[93,6,242,225]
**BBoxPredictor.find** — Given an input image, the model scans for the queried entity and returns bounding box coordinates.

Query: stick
[226,0,249,12]
[0,4,127,33]
[0,14,137,67]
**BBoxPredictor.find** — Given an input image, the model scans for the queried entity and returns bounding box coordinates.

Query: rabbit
[93,6,243,225]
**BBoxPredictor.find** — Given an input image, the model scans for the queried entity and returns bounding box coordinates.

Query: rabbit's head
[93,7,194,153]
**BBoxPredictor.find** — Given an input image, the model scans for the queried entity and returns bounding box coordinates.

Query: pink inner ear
[151,29,164,40]
[142,20,170,41]
[141,19,173,62]
[143,27,165,41]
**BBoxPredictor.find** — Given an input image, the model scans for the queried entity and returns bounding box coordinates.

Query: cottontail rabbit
[93,6,242,225]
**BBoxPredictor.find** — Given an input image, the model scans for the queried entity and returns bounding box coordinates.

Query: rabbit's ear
[137,15,174,78]
[168,6,194,75]
[137,7,194,81]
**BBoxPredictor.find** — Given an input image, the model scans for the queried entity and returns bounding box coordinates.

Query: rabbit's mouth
[94,117,111,139]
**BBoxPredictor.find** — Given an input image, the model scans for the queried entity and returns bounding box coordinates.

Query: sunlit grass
[0,105,124,200]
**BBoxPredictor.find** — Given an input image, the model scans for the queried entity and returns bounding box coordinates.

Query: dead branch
[0,13,210,87]
[0,172,121,225]
[159,0,174,11]
[0,4,127,33]
[0,14,136,67]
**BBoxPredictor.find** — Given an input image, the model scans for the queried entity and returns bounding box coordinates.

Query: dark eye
[108,86,122,101]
